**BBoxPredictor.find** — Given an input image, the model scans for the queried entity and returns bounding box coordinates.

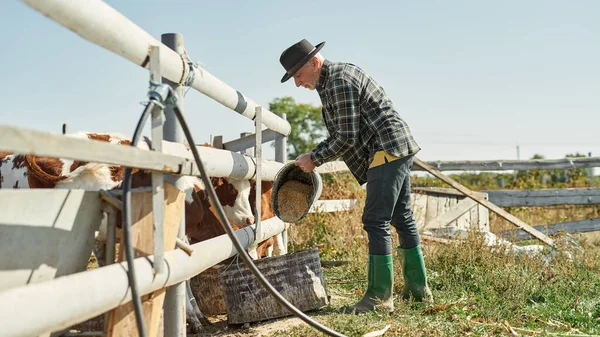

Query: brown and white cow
[0,131,272,259]
[0,132,254,226]
[248,180,287,259]
[0,132,152,191]
[185,178,285,261]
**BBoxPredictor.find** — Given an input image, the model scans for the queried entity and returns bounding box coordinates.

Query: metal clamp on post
[148,80,170,108]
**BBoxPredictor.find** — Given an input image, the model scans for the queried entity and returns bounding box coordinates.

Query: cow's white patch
[171,175,205,203]
[274,232,287,256]
[56,163,120,190]
[221,178,254,227]
[60,159,74,177]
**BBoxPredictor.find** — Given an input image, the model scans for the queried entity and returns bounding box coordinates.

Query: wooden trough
[411,187,490,232]
[190,248,329,324]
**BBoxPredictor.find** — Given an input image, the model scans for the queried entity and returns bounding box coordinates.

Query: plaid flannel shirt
[310,60,421,185]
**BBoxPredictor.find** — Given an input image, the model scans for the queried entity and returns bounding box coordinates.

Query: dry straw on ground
[277,180,313,221]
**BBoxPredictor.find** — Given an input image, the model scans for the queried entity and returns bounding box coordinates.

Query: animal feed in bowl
[277,180,313,221]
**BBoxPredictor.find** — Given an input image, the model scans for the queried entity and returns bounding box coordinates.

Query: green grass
[280,223,600,336]
[246,172,600,336]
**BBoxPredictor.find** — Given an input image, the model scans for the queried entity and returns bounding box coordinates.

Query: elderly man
[279,39,432,313]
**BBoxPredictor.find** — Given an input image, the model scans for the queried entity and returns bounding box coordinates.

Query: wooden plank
[437,196,447,222]
[468,204,478,230]
[426,198,477,229]
[413,157,554,246]
[0,124,197,175]
[498,218,600,241]
[483,188,600,207]
[452,197,465,228]
[448,196,457,210]
[411,193,428,230]
[412,186,488,198]
[425,195,439,226]
[478,204,490,232]
[106,182,184,337]
[309,199,358,213]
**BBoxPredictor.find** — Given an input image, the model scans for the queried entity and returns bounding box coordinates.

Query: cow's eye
[228,184,235,192]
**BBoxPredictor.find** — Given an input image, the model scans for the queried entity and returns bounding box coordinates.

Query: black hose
[122,86,346,337]
[166,88,347,337]
[121,101,155,337]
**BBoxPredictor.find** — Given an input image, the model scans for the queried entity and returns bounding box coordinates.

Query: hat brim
[280,41,326,83]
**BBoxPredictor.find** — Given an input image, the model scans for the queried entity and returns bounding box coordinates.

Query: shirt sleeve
[310,79,360,166]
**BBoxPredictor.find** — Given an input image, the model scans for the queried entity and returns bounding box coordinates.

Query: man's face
[293,61,318,90]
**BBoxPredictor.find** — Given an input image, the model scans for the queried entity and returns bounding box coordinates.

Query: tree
[269,96,327,159]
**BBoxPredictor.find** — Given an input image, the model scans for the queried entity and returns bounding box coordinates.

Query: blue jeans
[362,154,420,255]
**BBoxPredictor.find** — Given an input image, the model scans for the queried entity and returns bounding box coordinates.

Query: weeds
[280,173,600,336]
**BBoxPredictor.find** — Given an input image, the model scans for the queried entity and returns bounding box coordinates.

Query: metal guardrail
[315,157,600,173]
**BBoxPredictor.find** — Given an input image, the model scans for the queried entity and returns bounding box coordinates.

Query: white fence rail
[0,124,285,180]
[5,1,295,335]
[20,0,291,137]
[0,218,286,337]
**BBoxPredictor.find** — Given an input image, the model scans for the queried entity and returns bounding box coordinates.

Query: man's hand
[295,153,316,173]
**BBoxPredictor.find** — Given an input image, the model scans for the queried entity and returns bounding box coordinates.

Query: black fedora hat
[279,39,325,83]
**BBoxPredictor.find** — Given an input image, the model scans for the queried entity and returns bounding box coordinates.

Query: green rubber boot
[341,254,394,314]
[398,245,433,302]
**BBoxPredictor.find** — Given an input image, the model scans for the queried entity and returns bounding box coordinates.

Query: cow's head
[249,179,275,220]
[210,176,255,226]
[182,176,254,244]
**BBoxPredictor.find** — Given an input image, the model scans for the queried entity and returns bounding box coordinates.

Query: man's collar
[316,59,330,91]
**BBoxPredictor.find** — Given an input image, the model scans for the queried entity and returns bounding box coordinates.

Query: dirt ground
[189,294,349,337]
[190,315,306,337]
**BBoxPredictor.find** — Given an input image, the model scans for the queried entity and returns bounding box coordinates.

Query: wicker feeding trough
[272,162,323,223]
[190,248,329,324]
